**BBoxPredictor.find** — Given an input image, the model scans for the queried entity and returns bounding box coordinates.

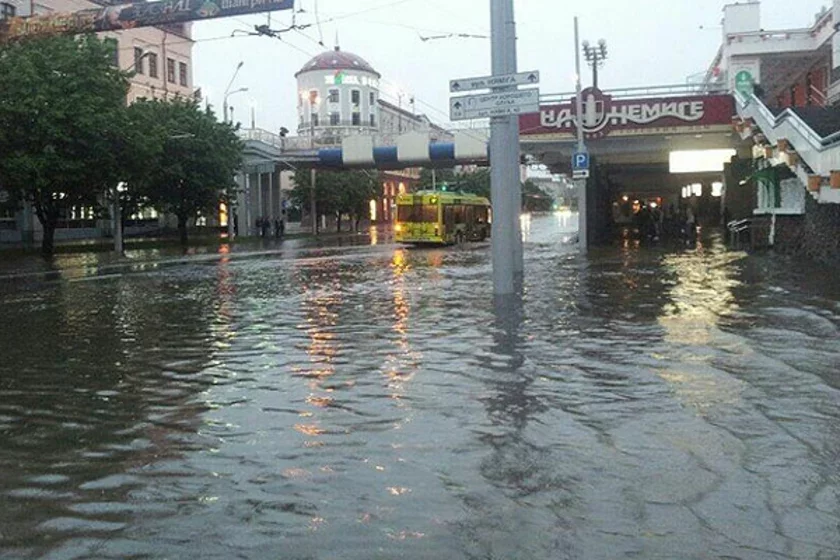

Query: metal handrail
[736,90,840,150]
[727,219,752,247]
[540,83,725,103]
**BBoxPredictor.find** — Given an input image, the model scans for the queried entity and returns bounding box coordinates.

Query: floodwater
[1,213,839,559]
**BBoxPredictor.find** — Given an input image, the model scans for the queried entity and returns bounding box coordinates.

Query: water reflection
[0,269,220,557]
[2,216,840,559]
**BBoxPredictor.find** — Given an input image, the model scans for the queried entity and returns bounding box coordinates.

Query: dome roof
[295,47,380,78]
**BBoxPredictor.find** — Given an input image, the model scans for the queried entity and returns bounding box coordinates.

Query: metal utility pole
[575,17,588,251]
[112,186,123,255]
[309,99,318,236]
[489,0,521,295]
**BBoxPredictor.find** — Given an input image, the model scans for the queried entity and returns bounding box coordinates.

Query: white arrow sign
[450,89,540,121]
[450,71,540,93]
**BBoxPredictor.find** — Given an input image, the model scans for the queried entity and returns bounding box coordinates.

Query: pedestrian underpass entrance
[520,85,740,243]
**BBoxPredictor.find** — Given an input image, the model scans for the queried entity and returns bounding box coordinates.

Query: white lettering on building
[541,98,706,133]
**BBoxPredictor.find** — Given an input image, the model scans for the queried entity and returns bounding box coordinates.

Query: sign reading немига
[519,87,736,140]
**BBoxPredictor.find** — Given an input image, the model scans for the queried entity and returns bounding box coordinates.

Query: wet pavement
[1,213,839,559]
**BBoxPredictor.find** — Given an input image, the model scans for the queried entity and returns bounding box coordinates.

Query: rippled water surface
[1,214,839,559]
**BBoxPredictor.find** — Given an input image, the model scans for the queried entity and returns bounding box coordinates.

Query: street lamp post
[575,18,588,252]
[223,61,245,123]
[582,38,608,89]
[309,91,320,235]
[224,87,248,124]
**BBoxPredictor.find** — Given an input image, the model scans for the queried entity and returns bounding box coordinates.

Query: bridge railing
[540,83,727,103]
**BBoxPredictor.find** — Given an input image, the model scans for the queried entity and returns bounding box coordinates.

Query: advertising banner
[0,0,294,41]
[520,87,736,140]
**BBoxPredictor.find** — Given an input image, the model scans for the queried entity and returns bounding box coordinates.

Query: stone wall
[773,196,840,263]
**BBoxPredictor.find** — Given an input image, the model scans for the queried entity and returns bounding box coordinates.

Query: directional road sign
[450,71,540,93]
[450,88,540,121]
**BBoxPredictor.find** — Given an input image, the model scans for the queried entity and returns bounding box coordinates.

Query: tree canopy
[125,98,242,244]
[290,169,379,232]
[0,34,131,255]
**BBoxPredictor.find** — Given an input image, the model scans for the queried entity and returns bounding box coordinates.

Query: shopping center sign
[0,0,294,41]
[520,87,735,139]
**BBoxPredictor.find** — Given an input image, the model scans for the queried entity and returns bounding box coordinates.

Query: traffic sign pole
[506,0,524,277]
[489,0,518,295]
[574,16,588,252]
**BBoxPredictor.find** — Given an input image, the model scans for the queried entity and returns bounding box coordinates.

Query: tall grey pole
[505,0,524,276]
[575,17,588,251]
[112,189,123,255]
[489,0,518,295]
[310,118,318,236]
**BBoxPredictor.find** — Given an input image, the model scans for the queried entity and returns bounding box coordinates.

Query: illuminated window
[712,182,723,197]
[670,150,736,173]
[692,183,703,197]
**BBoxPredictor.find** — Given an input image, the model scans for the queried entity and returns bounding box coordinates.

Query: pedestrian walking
[685,206,696,246]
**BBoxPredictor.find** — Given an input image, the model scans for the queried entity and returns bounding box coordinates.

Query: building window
[352,112,361,126]
[351,89,360,106]
[0,2,15,19]
[148,53,158,78]
[133,47,144,74]
[369,113,376,127]
[179,62,188,86]
[369,92,376,105]
[311,113,319,127]
[167,58,176,83]
[330,112,340,126]
[328,89,339,103]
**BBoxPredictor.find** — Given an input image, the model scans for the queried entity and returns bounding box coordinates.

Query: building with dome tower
[289,45,452,226]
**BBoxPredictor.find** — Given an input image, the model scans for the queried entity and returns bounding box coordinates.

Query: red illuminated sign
[520,87,735,139]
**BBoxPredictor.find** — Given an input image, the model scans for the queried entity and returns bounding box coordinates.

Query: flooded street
[1,213,839,559]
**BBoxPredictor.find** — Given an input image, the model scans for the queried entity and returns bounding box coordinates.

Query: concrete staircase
[733,91,840,204]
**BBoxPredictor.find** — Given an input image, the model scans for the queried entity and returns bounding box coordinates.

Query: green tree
[522,180,554,212]
[126,98,242,245]
[0,34,131,256]
[290,170,379,232]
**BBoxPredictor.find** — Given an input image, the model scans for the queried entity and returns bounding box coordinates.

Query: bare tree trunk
[336,212,342,232]
[34,201,57,258]
[41,220,56,257]
[177,214,188,245]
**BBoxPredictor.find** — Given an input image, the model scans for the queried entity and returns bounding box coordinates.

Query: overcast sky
[192,0,831,133]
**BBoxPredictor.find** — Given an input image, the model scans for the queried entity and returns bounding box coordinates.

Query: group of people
[635,203,697,245]
[256,214,286,239]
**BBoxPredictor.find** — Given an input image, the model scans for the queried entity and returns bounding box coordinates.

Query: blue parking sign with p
[573,152,589,171]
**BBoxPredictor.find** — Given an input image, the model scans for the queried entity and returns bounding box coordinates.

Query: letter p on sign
[573,152,589,171]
